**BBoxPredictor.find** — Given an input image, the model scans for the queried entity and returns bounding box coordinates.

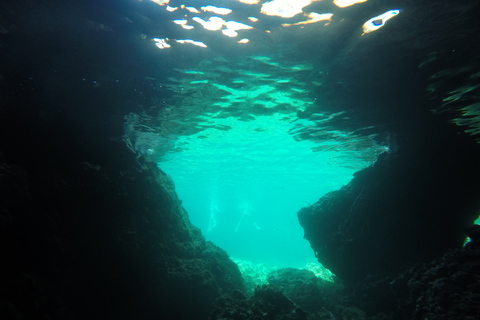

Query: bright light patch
[152,37,171,49]
[173,19,187,25]
[149,0,169,6]
[183,5,200,13]
[146,0,392,50]
[192,17,253,37]
[362,9,400,35]
[333,0,367,8]
[236,0,260,4]
[261,0,320,18]
[463,216,480,247]
[282,12,333,27]
[176,39,208,47]
[193,16,225,31]
[173,19,194,29]
[475,216,480,225]
[201,5,232,15]
[222,29,238,37]
[305,12,333,23]
[226,20,254,31]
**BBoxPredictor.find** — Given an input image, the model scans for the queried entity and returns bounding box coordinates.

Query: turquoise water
[159,114,377,268]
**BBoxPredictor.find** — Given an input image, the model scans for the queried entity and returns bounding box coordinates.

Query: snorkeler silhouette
[207,200,221,234]
[234,201,261,232]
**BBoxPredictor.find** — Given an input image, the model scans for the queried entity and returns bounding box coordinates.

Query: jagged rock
[209,285,307,320]
[0,114,244,319]
[267,268,324,314]
[298,129,480,284]
[408,247,480,320]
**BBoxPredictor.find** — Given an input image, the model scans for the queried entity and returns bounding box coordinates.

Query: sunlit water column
[158,115,372,268]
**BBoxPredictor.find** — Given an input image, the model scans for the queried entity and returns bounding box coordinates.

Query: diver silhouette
[234,201,261,232]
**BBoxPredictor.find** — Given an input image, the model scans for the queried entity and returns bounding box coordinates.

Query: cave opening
[121,0,394,280]
[156,101,386,271]
[3,0,480,319]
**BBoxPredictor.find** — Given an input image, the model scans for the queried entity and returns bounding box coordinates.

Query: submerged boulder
[267,268,324,314]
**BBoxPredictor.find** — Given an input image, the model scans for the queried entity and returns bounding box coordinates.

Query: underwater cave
[1,0,480,319]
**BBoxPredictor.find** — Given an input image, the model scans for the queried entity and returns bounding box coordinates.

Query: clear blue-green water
[159,114,378,267]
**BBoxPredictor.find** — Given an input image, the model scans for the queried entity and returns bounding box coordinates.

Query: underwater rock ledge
[298,126,480,285]
[0,114,244,319]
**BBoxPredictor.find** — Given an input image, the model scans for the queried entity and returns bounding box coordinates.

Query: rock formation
[0,111,244,319]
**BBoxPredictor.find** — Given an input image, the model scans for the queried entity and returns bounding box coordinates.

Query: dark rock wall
[0,111,244,319]
[298,125,480,284]
[295,1,480,317]
[409,248,480,320]
[346,245,480,320]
